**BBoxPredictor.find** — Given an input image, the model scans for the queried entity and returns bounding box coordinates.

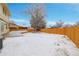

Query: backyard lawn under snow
[0,31,79,56]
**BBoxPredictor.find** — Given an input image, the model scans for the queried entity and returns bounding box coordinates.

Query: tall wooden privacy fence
[41,26,79,48]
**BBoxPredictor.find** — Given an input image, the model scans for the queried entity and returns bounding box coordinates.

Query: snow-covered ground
[0,31,79,56]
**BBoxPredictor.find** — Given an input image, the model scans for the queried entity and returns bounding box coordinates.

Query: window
[1,22,4,32]
[0,21,1,34]
[3,7,6,16]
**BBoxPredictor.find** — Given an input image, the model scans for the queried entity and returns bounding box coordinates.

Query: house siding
[0,3,10,36]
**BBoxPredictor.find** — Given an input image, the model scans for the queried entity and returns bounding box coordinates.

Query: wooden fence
[9,27,27,31]
[41,26,79,48]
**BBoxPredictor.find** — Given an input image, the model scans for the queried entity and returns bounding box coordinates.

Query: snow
[0,31,79,56]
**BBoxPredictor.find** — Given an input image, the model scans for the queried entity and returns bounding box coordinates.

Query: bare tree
[50,20,64,28]
[25,4,46,32]
[55,20,64,28]
[63,24,73,28]
[74,21,79,26]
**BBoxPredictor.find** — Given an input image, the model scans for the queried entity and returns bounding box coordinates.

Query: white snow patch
[0,31,79,56]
